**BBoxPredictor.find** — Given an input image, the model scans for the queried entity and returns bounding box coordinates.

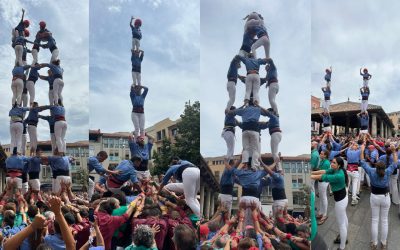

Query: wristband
[286,233,292,239]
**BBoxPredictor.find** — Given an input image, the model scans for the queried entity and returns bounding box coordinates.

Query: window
[283,163,290,173]
[291,163,297,173]
[171,128,178,137]
[292,176,303,189]
[162,129,166,139]
[293,191,305,206]
[157,131,162,141]
[103,138,109,148]
[304,163,309,173]
[215,171,220,181]
[297,163,303,173]
[109,139,114,148]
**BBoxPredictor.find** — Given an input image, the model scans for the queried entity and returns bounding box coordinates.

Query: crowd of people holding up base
[85,15,201,250]
[311,130,400,250]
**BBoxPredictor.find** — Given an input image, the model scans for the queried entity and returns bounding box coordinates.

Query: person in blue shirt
[219,157,241,218]
[239,30,256,58]
[259,106,282,170]
[345,142,362,205]
[9,104,30,154]
[243,12,264,33]
[39,69,56,105]
[25,63,40,106]
[5,149,29,191]
[130,16,142,51]
[320,111,332,133]
[235,54,268,105]
[225,57,241,111]
[130,85,148,138]
[131,49,144,87]
[38,112,56,154]
[357,111,369,134]
[27,148,43,202]
[321,86,331,112]
[11,64,31,106]
[39,61,64,105]
[25,102,47,155]
[249,21,270,59]
[38,30,59,63]
[106,155,143,195]
[128,133,154,181]
[158,159,200,217]
[42,102,67,154]
[12,8,29,39]
[324,66,332,87]
[227,99,269,170]
[360,86,370,113]
[222,106,238,160]
[360,68,372,87]
[31,21,50,65]
[360,144,398,249]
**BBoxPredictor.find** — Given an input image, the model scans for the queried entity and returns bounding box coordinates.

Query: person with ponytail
[360,143,398,250]
[311,156,349,250]
[314,150,331,225]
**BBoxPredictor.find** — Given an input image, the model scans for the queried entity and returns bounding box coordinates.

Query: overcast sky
[0,0,89,144]
[200,0,311,157]
[311,0,400,114]
[89,0,199,132]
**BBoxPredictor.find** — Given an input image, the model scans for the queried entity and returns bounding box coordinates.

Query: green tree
[152,138,176,176]
[174,101,200,166]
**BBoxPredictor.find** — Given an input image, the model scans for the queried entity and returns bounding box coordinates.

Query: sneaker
[356,194,360,200]
[351,199,358,206]
[333,235,348,244]
[381,243,387,250]
[370,242,377,250]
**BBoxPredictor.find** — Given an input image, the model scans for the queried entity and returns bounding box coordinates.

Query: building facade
[388,111,400,137]
[204,154,311,215]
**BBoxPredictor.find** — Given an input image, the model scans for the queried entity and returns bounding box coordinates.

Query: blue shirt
[47,64,63,77]
[265,60,277,82]
[237,56,267,72]
[324,72,331,81]
[220,167,235,187]
[5,155,28,170]
[322,115,331,125]
[227,59,239,80]
[361,72,371,79]
[42,75,55,89]
[233,168,267,189]
[369,149,379,163]
[50,105,65,116]
[44,234,66,250]
[162,160,194,185]
[329,151,340,161]
[361,160,397,188]
[43,35,57,49]
[48,156,71,172]
[1,223,27,239]
[346,149,360,164]
[322,88,331,99]
[266,112,279,129]
[265,172,285,189]
[359,115,369,128]
[114,160,139,184]
[131,26,142,39]
[250,25,268,38]
[331,140,342,151]
[130,87,148,108]
[12,65,30,76]
[361,90,369,98]
[378,154,394,165]
[131,52,144,72]
[240,31,255,53]
[88,156,106,174]
[128,140,153,161]
[28,66,40,82]
[9,107,30,119]
[233,106,266,123]
[25,107,45,123]
[224,113,236,127]
[28,156,41,173]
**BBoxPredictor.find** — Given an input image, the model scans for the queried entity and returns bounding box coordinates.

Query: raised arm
[130,16,134,28]
[49,196,75,250]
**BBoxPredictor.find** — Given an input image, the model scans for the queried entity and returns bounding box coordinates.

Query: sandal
[333,234,348,244]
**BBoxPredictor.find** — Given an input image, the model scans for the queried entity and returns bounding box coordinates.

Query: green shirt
[112,205,128,237]
[321,168,346,192]
[0,213,23,227]
[311,149,319,170]
[319,159,330,171]
[125,245,158,250]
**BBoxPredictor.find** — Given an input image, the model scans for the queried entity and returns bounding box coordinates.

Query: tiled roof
[311,101,382,114]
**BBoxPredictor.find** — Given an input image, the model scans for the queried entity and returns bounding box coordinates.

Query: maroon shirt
[133,217,168,250]
[96,211,129,250]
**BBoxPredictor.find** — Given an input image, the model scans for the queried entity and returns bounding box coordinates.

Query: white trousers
[225,81,236,110]
[48,89,54,105]
[51,49,59,63]
[239,196,261,226]
[28,179,40,191]
[10,122,23,153]
[270,132,282,170]
[242,130,260,168]
[53,78,64,105]
[335,195,348,250]
[50,133,56,154]
[370,193,390,245]
[22,181,28,195]
[268,82,279,115]
[88,178,95,201]
[361,100,368,112]
[218,194,233,217]
[251,35,270,59]
[132,38,140,51]
[21,133,27,155]
[363,79,369,88]
[131,112,145,137]
[54,121,67,153]
[27,125,38,152]
[389,173,400,205]
[166,168,200,217]
[238,50,251,58]
[135,170,151,180]
[26,80,35,105]
[6,177,22,189]
[317,182,328,216]
[14,45,23,66]
[11,78,24,105]
[31,49,38,65]
[21,93,28,108]
[272,199,288,217]
[132,71,141,86]
[347,170,360,200]
[221,130,235,160]
[53,176,71,194]
[244,74,260,103]
[322,100,331,112]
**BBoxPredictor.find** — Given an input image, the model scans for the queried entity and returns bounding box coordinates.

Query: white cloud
[108,5,121,13]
